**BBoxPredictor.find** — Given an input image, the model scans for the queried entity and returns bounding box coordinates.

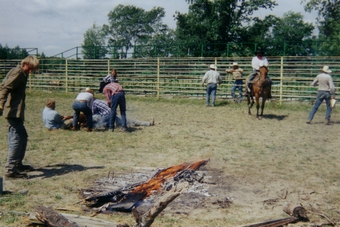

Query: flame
[131,159,209,197]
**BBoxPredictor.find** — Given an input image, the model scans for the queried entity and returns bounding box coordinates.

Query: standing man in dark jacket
[0,56,39,178]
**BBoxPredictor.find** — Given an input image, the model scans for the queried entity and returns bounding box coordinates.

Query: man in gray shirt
[307,66,336,125]
[202,64,222,107]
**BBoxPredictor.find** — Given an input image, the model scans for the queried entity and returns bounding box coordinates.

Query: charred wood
[132,181,189,227]
[35,206,80,227]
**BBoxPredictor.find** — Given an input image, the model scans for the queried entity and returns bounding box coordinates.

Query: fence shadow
[28,164,104,179]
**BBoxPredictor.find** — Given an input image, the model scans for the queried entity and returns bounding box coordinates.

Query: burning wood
[80,159,209,214]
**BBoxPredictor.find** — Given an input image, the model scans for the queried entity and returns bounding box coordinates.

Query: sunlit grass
[0,91,339,226]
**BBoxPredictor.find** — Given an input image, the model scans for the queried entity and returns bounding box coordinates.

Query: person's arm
[0,68,22,114]
[202,72,208,86]
[102,74,110,83]
[53,111,64,124]
[311,76,319,87]
[251,57,258,70]
[103,88,113,106]
[329,78,336,98]
[218,73,222,85]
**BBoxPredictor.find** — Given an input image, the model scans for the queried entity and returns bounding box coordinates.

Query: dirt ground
[1,93,340,227]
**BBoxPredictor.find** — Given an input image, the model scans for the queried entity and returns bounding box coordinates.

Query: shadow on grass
[28,164,104,179]
[262,114,288,121]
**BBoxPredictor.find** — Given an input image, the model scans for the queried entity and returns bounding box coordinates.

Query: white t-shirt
[252,56,269,70]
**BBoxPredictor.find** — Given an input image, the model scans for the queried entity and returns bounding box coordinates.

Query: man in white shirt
[307,66,336,125]
[248,50,272,98]
[202,64,222,107]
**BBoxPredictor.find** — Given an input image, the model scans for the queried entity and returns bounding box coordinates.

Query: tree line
[2,0,339,59]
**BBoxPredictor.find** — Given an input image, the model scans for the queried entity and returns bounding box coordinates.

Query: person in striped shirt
[103,80,128,132]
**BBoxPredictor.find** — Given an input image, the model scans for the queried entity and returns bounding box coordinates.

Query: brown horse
[246,66,271,119]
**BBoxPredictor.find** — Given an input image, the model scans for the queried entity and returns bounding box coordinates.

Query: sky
[0,0,318,57]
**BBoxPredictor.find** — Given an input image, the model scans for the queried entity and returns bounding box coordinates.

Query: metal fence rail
[1,56,339,103]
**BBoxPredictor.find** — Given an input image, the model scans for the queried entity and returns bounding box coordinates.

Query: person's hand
[107,101,111,107]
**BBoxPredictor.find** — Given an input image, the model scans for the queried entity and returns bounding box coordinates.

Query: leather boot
[86,127,92,132]
[325,119,331,125]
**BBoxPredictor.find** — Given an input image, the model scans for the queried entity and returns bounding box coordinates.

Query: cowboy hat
[322,66,332,73]
[209,64,217,70]
[83,87,94,95]
[255,49,264,55]
[232,62,238,66]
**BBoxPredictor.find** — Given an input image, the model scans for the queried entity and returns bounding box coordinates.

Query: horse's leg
[247,92,252,115]
[260,98,266,116]
[255,95,260,119]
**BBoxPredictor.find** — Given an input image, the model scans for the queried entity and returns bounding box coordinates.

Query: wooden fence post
[157,58,160,100]
[279,57,283,105]
[65,59,68,94]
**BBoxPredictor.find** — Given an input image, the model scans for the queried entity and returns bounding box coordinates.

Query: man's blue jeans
[6,118,28,171]
[206,83,217,106]
[109,92,127,130]
[72,101,92,128]
[231,80,243,101]
[308,91,332,121]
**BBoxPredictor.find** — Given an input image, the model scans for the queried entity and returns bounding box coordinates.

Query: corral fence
[0,56,339,104]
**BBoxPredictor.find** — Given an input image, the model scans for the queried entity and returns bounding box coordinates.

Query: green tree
[267,11,315,56]
[81,23,107,59]
[175,0,277,56]
[133,29,176,58]
[103,4,168,58]
[303,0,340,55]
[0,44,9,59]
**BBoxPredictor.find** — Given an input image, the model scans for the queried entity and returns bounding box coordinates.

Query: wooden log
[132,181,189,227]
[62,213,128,227]
[283,203,308,220]
[35,205,80,227]
[243,216,299,227]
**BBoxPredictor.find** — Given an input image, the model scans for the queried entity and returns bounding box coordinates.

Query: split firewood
[132,181,189,227]
[35,205,80,227]
[62,213,128,227]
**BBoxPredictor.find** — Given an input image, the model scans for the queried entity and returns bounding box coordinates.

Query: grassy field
[0,91,339,227]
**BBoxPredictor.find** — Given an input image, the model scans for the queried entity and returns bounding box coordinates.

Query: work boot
[325,119,331,125]
[5,170,28,179]
[86,127,92,132]
[306,120,311,124]
[16,164,35,172]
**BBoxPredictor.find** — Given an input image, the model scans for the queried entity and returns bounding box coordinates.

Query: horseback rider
[247,50,272,98]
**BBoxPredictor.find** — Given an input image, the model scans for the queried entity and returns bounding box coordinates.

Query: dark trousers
[109,92,127,129]
[72,101,93,128]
